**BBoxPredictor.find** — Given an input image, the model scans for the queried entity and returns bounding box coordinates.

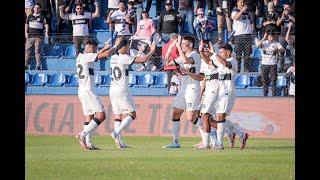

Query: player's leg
[163,89,186,148]
[113,114,124,146]
[111,91,136,148]
[163,107,184,148]
[209,117,218,148]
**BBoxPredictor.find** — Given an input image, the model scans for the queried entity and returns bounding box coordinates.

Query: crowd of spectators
[25,0,295,94]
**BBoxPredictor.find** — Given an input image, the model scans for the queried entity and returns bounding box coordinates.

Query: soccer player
[109,39,156,148]
[163,35,203,148]
[75,37,123,150]
[200,43,249,150]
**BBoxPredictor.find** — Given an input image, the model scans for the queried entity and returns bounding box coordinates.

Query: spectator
[162,33,180,70]
[133,41,158,71]
[193,8,211,41]
[231,0,254,72]
[276,2,295,72]
[256,32,285,96]
[73,0,97,12]
[127,1,137,34]
[131,0,144,28]
[25,0,34,18]
[283,21,294,72]
[107,0,134,37]
[272,0,283,15]
[157,0,182,46]
[169,72,180,95]
[133,10,156,43]
[55,0,73,33]
[244,0,261,33]
[262,2,280,34]
[59,2,100,56]
[214,0,234,44]
[25,3,49,70]
[284,61,295,97]
[156,0,178,16]
[105,0,120,36]
[36,0,54,39]
[178,0,195,34]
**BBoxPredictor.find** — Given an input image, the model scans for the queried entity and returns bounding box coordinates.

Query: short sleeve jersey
[175,51,201,87]
[76,53,98,92]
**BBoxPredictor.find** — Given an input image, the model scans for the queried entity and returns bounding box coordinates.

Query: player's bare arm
[214,53,232,69]
[180,68,204,81]
[97,37,124,59]
[256,33,267,48]
[199,40,213,66]
[133,42,157,63]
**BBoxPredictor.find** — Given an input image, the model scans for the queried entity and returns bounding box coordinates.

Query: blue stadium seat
[29,73,48,86]
[135,73,154,87]
[235,74,251,88]
[249,75,262,88]
[50,44,64,57]
[65,45,76,58]
[25,72,29,85]
[47,73,66,86]
[253,48,263,59]
[65,74,79,87]
[152,73,168,88]
[100,74,111,87]
[95,74,103,86]
[276,75,287,87]
[128,73,137,87]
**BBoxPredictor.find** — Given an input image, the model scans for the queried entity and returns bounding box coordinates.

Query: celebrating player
[76,37,123,150]
[109,39,156,148]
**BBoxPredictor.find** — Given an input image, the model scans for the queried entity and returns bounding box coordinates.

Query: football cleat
[194,144,210,150]
[192,141,203,147]
[111,132,122,148]
[86,143,100,150]
[228,132,236,148]
[76,133,87,150]
[240,133,249,150]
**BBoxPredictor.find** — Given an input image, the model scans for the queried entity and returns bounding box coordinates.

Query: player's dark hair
[75,3,83,8]
[85,39,98,46]
[183,36,195,49]
[34,3,41,8]
[218,43,233,53]
[119,0,126,4]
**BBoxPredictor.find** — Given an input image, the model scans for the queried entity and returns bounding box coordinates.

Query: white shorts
[216,90,236,116]
[110,90,136,115]
[200,81,219,115]
[78,91,105,116]
[173,84,201,111]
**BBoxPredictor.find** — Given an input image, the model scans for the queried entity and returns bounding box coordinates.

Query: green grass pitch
[26,135,294,180]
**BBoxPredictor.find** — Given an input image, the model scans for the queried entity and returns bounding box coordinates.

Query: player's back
[76,53,98,93]
[110,53,135,92]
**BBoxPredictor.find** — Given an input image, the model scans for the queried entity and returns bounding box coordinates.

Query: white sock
[210,128,218,147]
[223,121,233,137]
[225,120,244,137]
[198,126,205,144]
[114,120,123,143]
[203,132,210,147]
[115,116,133,134]
[83,124,91,145]
[81,119,99,137]
[172,120,181,144]
[217,121,225,147]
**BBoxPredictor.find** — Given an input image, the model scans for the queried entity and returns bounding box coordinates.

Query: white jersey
[110,10,131,35]
[109,53,135,92]
[260,40,283,65]
[175,51,201,89]
[231,8,252,36]
[212,56,237,93]
[76,53,98,92]
[67,12,92,36]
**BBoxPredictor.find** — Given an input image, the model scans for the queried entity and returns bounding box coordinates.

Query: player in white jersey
[201,43,249,150]
[109,39,156,148]
[163,35,203,148]
[75,37,123,150]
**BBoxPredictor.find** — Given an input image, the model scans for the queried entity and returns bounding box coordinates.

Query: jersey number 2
[77,64,85,79]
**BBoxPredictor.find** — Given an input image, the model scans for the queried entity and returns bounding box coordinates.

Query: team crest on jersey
[187,103,192,107]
